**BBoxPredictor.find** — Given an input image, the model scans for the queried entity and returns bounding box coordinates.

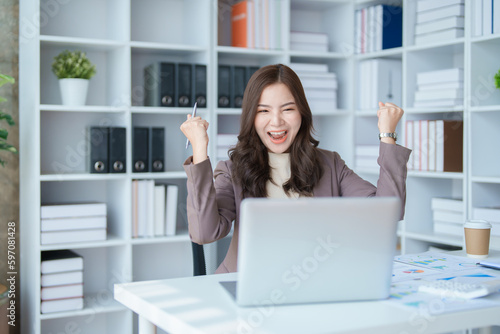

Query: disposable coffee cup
[464,220,492,259]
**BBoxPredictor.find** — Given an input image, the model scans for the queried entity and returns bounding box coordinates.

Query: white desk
[115,252,500,334]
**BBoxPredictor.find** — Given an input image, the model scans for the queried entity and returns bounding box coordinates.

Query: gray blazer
[183,143,411,274]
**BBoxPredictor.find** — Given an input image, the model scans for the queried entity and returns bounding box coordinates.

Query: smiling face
[254,82,302,154]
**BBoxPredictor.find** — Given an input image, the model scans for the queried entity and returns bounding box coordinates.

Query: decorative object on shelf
[495,68,500,90]
[51,50,96,106]
[0,73,17,167]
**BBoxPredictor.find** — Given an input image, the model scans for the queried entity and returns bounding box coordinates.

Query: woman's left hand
[377,101,404,134]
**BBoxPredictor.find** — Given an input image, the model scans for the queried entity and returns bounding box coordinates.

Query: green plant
[495,69,500,90]
[51,50,97,79]
[0,73,17,167]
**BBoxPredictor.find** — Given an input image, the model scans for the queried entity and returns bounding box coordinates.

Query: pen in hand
[185,102,198,149]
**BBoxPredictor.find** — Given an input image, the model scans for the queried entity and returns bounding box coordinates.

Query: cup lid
[464,220,492,229]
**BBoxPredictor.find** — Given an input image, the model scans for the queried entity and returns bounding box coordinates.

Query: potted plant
[52,50,96,106]
[0,73,17,166]
[495,69,500,90]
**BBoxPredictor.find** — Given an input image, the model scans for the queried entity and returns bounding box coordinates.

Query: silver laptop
[221,196,401,307]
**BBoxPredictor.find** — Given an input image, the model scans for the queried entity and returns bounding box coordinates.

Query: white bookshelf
[19,0,500,333]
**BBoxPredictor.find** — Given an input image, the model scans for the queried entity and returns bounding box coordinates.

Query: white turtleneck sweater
[266,152,300,199]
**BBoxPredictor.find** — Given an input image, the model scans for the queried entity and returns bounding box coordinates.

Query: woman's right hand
[180,114,210,164]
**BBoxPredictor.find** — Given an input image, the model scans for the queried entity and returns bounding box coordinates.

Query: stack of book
[414,68,464,108]
[40,203,107,245]
[289,62,338,111]
[131,180,178,238]
[216,134,239,162]
[354,4,402,54]
[415,0,465,46]
[357,59,402,110]
[230,0,285,50]
[404,119,463,172]
[472,0,500,36]
[472,206,500,237]
[290,31,328,52]
[354,145,379,170]
[431,197,464,237]
[41,250,84,314]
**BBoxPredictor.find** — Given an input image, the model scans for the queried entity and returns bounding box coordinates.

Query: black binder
[150,127,165,172]
[218,65,231,108]
[232,66,246,108]
[176,63,192,107]
[144,62,176,107]
[246,66,259,85]
[193,64,207,108]
[89,127,109,173]
[133,127,149,173]
[109,127,126,173]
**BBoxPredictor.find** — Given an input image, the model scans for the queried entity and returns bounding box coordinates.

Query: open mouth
[268,130,288,144]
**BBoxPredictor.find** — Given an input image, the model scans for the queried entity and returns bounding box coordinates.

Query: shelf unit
[19,0,500,333]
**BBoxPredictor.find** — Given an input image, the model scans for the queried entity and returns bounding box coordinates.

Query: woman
[180,64,411,274]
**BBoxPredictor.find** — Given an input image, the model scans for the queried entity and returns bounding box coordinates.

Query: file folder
[193,64,207,108]
[89,127,109,173]
[144,62,176,107]
[176,63,192,107]
[150,127,165,172]
[232,65,246,108]
[133,127,149,173]
[218,65,231,108]
[109,127,126,173]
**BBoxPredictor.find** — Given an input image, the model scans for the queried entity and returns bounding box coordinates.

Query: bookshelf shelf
[20,0,498,332]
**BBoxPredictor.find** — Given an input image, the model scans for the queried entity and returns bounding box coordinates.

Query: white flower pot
[59,78,89,106]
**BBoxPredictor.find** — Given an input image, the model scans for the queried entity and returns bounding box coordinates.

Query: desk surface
[115,252,500,334]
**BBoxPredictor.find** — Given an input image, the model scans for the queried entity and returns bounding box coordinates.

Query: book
[290,42,328,52]
[428,120,436,171]
[414,28,464,45]
[379,5,403,50]
[415,16,465,35]
[417,81,463,91]
[419,120,429,171]
[472,206,500,223]
[416,4,465,24]
[132,180,139,238]
[431,197,464,213]
[435,120,463,172]
[154,184,166,236]
[433,220,464,237]
[41,202,107,219]
[413,98,463,108]
[416,68,463,86]
[417,0,464,12]
[41,271,83,287]
[414,88,463,101]
[405,120,414,170]
[41,250,83,274]
[165,184,179,236]
[41,297,83,314]
[290,31,328,44]
[41,216,107,232]
[41,229,107,245]
[289,62,329,73]
[231,0,254,48]
[41,283,83,301]
[433,210,464,223]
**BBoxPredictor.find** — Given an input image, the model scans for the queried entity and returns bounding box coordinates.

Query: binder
[246,66,259,85]
[89,127,109,173]
[144,62,176,107]
[109,127,126,173]
[193,64,207,108]
[176,63,192,107]
[218,65,231,108]
[232,66,246,108]
[133,127,149,173]
[150,127,165,172]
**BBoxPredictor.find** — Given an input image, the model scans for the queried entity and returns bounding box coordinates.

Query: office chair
[191,242,206,276]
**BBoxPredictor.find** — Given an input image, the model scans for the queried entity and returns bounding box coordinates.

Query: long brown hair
[229,64,323,198]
